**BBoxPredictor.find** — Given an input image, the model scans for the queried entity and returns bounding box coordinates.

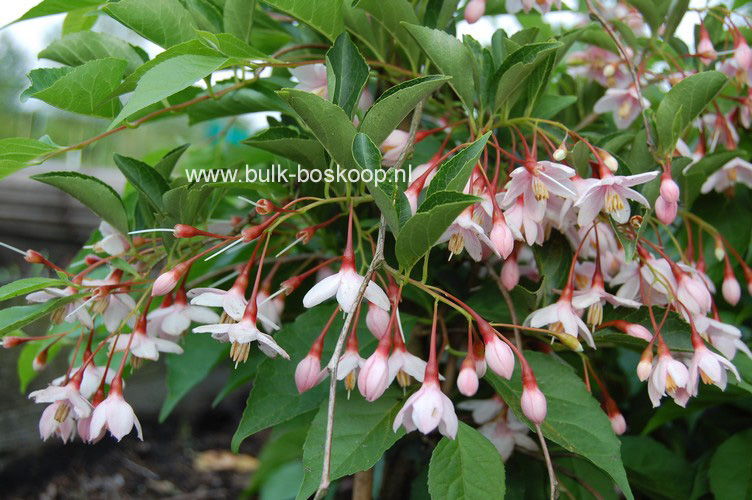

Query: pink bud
[660,177,680,203]
[697,24,717,65]
[501,258,519,290]
[358,350,390,401]
[457,360,479,397]
[722,275,741,306]
[152,269,180,296]
[463,0,486,24]
[484,335,515,379]
[295,354,325,393]
[32,350,48,372]
[735,35,752,70]
[655,196,677,225]
[637,349,653,381]
[366,302,391,339]
[520,384,547,424]
[490,219,514,259]
[609,412,627,435]
[625,323,653,341]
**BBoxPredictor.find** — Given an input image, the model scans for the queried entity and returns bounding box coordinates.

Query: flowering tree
[3,0,752,497]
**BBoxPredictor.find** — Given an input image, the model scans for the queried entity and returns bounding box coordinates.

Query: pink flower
[392,378,458,438]
[483,333,515,379]
[464,0,485,23]
[489,212,514,259]
[27,286,94,329]
[501,160,577,223]
[52,363,116,399]
[609,411,627,435]
[520,384,547,424]
[575,170,659,226]
[700,157,752,194]
[504,196,544,246]
[438,207,494,261]
[29,381,93,420]
[380,130,409,166]
[572,277,640,328]
[569,47,630,88]
[526,290,595,348]
[501,254,520,290]
[89,388,143,441]
[593,86,650,129]
[722,274,741,306]
[290,64,328,97]
[695,316,752,360]
[148,288,219,336]
[457,358,479,397]
[92,221,130,256]
[295,353,327,393]
[38,402,76,442]
[626,323,653,341]
[388,344,427,387]
[366,301,391,339]
[109,328,183,361]
[687,344,739,395]
[655,195,678,225]
[478,412,538,461]
[675,272,712,319]
[696,24,717,65]
[358,346,390,402]
[647,351,689,407]
[336,346,364,391]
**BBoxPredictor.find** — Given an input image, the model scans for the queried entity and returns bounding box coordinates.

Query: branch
[585,0,656,154]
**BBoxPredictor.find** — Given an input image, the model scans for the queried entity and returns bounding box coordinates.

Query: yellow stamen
[448,233,465,256]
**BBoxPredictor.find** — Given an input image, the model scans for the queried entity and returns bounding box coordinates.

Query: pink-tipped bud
[24,250,45,264]
[625,323,653,341]
[173,224,199,238]
[490,217,514,259]
[660,176,680,203]
[722,275,741,306]
[552,147,567,161]
[32,349,48,372]
[521,384,547,424]
[474,342,487,378]
[3,336,26,348]
[697,24,717,65]
[714,237,725,261]
[501,258,519,290]
[609,411,627,435]
[366,302,391,339]
[655,196,678,225]
[256,199,274,215]
[599,149,618,173]
[483,334,515,379]
[457,358,479,396]
[295,354,325,393]
[85,254,102,266]
[463,0,486,24]
[637,348,653,381]
[358,350,390,401]
[152,262,188,296]
[735,34,752,70]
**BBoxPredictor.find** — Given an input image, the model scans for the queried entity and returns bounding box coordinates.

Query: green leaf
[154,144,190,180]
[39,31,145,74]
[296,390,406,499]
[709,429,752,500]
[187,81,289,124]
[31,171,129,234]
[403,23,477,110]
[159,334,227,422]
[491,42,562,113]
[249,413,313,493]
[8,0,104,24]
[486,351,633,500]
[260,0,343,42]
[326,32,370,119]
[356,0,421,70]
[224,0,257,43]
[359,75,450,146]
[665,0,690,40]
[655,71,727,155]
[598,307,691,351]
[621,436,692,499]
[532,231,572,298]
[425,132,490,199]
[195,31,268,59]
[0,138,57,179]
[395,191,479,270]
[243,126,328,172]
[352,132,405,234]
[104,0,198,48]
[627,0,669,34]
[62,7,99,34]
[113,154,171,213]
[530,95,577,120]
[278,88,358,170]
[18,336,64,392]
[24,58,127,118]
[0,278,69,302]
[0,295,86,336]
[428,422,506,500]
[112,54,227,126]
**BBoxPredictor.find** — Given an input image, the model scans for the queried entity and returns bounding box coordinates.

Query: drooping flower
[687,343,739,395]
[594,85,650,129]
[27,286,94,329]
[109,316,183,361]
[89,379,143,442]
[148,287,219,336]
[501,160,577,223]
[38,401,76,443]
[290,64,328,97]
[696,24,717,65]
[526,287,595,348]
[478,411,539,461]
[647,349,690,407]
[438,206,495,261]
[92,221,130,256]
[380,130,409,167]
[575,168,659,227]
[700,157,752,194]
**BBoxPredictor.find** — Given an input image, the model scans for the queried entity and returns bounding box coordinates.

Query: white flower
[52,364,116,399]
[501,160,577,222]
[695,316,752,360]
[593,86,650,129]
[647,352,689,407]
[290,64,328,97]
[92,221,130,256]
[148,291,219,336]
[302,265,389,314]
[687,344,739,395]
[89,391,143,441]
[575,170,659,226]
[388,346,427,386]
[438,207,495,261]
[393,380,458,439]
[29,382,93,419]
[109,330,183,361]
[457,396,505,424]
[38,402,76,442]
[526,293,594,348]
[188,286,280,332]
[478,412,538,461]
[700,157,752,194]
[27,286,93,329]
[194,317,289,360]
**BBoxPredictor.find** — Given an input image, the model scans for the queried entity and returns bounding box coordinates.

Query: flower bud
[483,334,514,379]
[473,341,487,378]
[295,354,325,393]
[521,384,547,424]
[722,275,741,306]
[655,196,677,225]
[256,199,274,215]
[552,147,567,161]
[637,348,653,381]
[463,0,486,24]
[609,411,627,435]
[24,250,44,264]
[625,323,653,341]
[358,349,390,401]
[173,224,199,238]
[501,258,519,290]
[152,262,188,296]
[33,349,48,372]
[697,24,717,65]
[366,302,391,339]
[714,237,725,261]
[599,149,618,173]
[3,336,26,348]
[490,217,514,259]
[457,358,479,397]
[659,176,680,203]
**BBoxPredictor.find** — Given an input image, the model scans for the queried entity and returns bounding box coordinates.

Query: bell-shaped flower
[29,380,93,420]
[526,288,595,348]
[92,221,130,256]
[27,286,94,329]
[109,317,183,361]
[695,315,752,361]
[647,350,689,407]
[188,286,279,332]
[380,130,409,166]
[687,343,739,395]
[52,361,116,399]
[194,315,289,364]
[501,160,577,223]
[392,379,458,439]
[148,288,219,336]
[89,383,143,441]
[457,395,505,424]
[572,273,640,328]
[593,85,650,129]
[575,169,659,226]
[366,301,391,339]
[290,64,328,97]
[438,206,495,261]
[504,196,544,246]
[700,157,752,194]
[388,330,427,387]
[38,401,76,443]
[478,411,538,461]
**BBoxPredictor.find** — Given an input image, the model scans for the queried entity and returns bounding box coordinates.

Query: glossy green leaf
[31,171,129,234]
[425,132,490,199]
[0,295,86,336]
[0,138,57,179]
[621,436,692,499]
[187,81,288,124]
[23,58,127,118]
[492,42,562,113]
[486,351,633,500]
[709,429,752,500]
[224,0,257,43]
[428,422,506,500]
[154,144,190,180]
[113,154,171,213]
[296,390,406,499]
[104,0,197,48]
[0,278,69,302]
[8,0,104,24]
[159,334,228,422]
[326,32,369,119]
[62,7,99,34]
[403,23,477,110]
[357,0,421,70]
[359,75,450,146]
[655,71,727,155]
[243,126,328,172]
[395,191,479,270]
[195,31,268,60]
[39,31,145,74]
[260,0,343,42]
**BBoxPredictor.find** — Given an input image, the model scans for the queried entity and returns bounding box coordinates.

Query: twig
[585,0,656,154]
[313,216,387,500]
[535,423,558,500]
